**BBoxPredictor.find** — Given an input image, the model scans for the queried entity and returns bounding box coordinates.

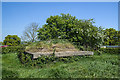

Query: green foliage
[94,50,103,55]
[2,53,21,78]
[18,53,53,67]
[18,52,33,65]
[2,45,25,54]
[50,39,69,44]
[0,42,2,45]
[25,39,78,52]
[103,28,119,45]
[2,53,118,78]
[18,47,119,67]
[21,41,33,46]
[3,35,21,46]
[37,13,104,50]
[18,53,92,67]
[100,48,119,54]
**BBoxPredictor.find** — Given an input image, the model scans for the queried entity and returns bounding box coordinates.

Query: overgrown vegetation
[2,52,118,78]
[3,35,21,46]
[2,45,25,54]
[37,13,105,50]
[1,13,119,79]
[100,48,119,54]
[25,39,79,52]
[103,28,119,45]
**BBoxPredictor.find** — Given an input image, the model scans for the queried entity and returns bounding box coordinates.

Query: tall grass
[2,53,118,78]
[25,39,78,52]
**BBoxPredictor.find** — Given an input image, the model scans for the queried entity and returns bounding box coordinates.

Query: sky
[1,2,118,42]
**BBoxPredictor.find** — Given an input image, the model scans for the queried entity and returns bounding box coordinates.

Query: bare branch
[21,22,39,42]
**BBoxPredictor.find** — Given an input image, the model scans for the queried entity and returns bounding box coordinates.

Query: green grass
[25,39,78,52]
[2,53,119,78]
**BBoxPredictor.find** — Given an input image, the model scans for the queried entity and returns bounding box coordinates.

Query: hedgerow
[100,48,119,54]
[2,45,25,54]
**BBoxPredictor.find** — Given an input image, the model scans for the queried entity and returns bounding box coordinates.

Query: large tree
[21,23,39,42]
[3,35,21,46]
[37,14,78,40]
[37,13,104,50]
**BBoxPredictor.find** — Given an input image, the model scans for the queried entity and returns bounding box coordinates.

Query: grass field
[2,53,119,78]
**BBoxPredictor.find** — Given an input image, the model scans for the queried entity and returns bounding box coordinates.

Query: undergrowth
[2,52,119,78]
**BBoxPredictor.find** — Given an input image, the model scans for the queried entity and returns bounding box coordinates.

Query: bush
[18,53,89,67]
[17,52,33,65]
[2,45,25,54]
[100,48,119,54]
[3,35,21,46]
[94,50,102,55]
[18,53,56,67]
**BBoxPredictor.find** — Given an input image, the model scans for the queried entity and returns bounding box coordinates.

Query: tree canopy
[103,28,119,45]
[3,35,21,46]
[37,13,104,50]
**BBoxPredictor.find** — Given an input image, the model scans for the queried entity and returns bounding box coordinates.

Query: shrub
[18,53,89,67]
[59,57,69,62]
[95,50,102,55]
[3,35,21,46]
[2,45,25,54]
[100,48,119,54]
[18,53,56,67]
[17,52,33,65]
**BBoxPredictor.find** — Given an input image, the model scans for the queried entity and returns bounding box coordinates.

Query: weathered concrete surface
[26,51,94,59]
